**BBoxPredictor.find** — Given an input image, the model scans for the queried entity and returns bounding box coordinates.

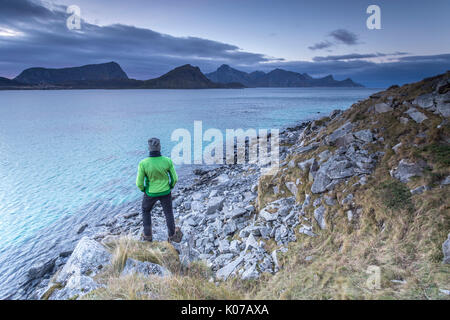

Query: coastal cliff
[30,72,449,300]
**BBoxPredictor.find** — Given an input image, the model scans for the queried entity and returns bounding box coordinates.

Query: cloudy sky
[0,0,449,87]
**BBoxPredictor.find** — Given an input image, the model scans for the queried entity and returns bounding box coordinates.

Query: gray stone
[313,206,327,229]
[216,256,244,280]
[347,210,353,222]
[258,208,278,222]
[285,182,298,196]
[241,264,260,280]
[206,197,225,214]
[441,176,450,185]
[299,225,316,237]
[190,200,203,212]
[353,129,373,143]
[325,122,354,145]
[245,234,260,251]
[318,150,332,162]
[227,206,247,219]
[223,220,237,235]
[28,258,56,280]
[341,193,354,205]
[410,185,431,195]
[392,142,402,154]
[374,102,393,113]
[405,108,428,123]
[434,92,450,117]
[56,237,112,284]
[399,117,409,124]
[413,93,435,109]
[298,158,318,172]
[311,171,332,194]
[443,234,450,264]
[121,258,170,277]
[390,159,424,183]
[218,239,230,253]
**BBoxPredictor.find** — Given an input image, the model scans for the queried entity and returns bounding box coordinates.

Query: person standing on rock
[136,138,183,243]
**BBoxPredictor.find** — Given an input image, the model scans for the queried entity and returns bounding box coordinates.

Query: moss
[40,283,64,300]
[375,179,413,211]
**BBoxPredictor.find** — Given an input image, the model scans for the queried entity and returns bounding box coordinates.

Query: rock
[434,91,450,117]
[298,158,318,172]
[223,220,237,235]
[245,234,260,251]
[227,206,247,219]
[299,225,316,237]
[50,275,101,300]
[310,170,332,194]
[121,258,170,277]
[77,223,88,234]
[399,117,409,124]
[341,193,354,205]
[218,239,230,253]
[313,206,326,229]
[410,185,431,195]
[413,93,435,110]
[214,173,230,184]
[190,200,203,212]
[229,240,241,254]
[441,176,450,185]
[347,210,353,222]
[390,159,424,183]
[216,256,244,280]
[206,197,225,214]
[318,150,332,163]
[271,250,280,269]
[258,208,278,222]
[405,108,428,123]
[443,234,450,264]
[353,129,373,143]
[28,258,56,280]
[374,102,393,113]
[55,237,112,284]
[241,264,259,280]
[325,122,354,145]
[285,182,298,196]
[392,142,402,154]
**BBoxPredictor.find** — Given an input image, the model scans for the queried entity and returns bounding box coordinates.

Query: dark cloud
[308,41,333,51]
[312,52,409,62]
[308,28,360,51]
[0,0,275,79]
[329,29,359,45]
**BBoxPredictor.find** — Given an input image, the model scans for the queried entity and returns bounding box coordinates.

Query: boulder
[313,206,327,229]
[206,196,225,214]
[28,258,56,280]
[121,258,170,277]
[55,237,112,284]
[285,182,298,196]
[325,122,354,145]
[216,256,244,280]
[390,159,424,183]
[353,129,373,143]
[374,102,393,113]
[434,92,450,117]
[405,108,428,123]
[443,234,450,264]
[413,93,435,110]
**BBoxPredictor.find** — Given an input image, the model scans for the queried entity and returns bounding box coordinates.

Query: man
[136,138,183,243]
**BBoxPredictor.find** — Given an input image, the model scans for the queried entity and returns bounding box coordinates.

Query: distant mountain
[14,62,129,85]
[0,77,25,87]
[141,64,244,89]
[206,64,363,87]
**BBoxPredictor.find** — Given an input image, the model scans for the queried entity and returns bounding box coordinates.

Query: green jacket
[136,156,178,197]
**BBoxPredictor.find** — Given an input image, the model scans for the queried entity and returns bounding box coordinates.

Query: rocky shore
[28,72,449,300]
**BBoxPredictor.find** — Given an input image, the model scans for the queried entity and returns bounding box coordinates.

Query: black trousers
[142,192,175,238]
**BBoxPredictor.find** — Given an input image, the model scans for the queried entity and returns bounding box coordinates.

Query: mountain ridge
[206,64,363,87]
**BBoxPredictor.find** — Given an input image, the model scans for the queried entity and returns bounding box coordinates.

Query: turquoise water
[0,87,379,298]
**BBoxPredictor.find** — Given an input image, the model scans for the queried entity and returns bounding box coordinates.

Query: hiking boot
[168,227,183,243]
[141,233,152,242]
